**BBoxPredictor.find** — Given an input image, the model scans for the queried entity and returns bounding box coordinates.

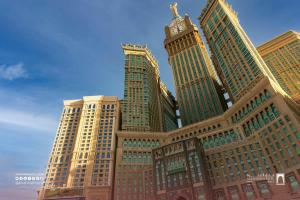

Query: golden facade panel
[257,30,300,103]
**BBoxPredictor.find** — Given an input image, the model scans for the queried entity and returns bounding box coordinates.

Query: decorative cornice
[257,30,300,54]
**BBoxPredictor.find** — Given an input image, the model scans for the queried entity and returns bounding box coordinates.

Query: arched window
[265,89,272,98]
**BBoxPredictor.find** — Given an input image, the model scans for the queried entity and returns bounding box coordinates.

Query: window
[214,189,226,200]
[228,186,240,200]
[242,183,256,199]
[287,174,300,192]
[257,181,271,198]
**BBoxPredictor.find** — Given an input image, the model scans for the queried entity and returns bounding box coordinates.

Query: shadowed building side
[121,44,178,132]
[159,80,179,132]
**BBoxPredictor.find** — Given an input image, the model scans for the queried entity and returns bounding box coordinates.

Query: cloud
[0,63,28,80]
[0,107,57,132]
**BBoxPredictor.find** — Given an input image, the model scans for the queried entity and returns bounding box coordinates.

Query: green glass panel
[261,93,267,101]
[271,105,280,117]
[265,90,272,98]
[253,119,260,130]
[262,112,269,124]
[267,107,275,120]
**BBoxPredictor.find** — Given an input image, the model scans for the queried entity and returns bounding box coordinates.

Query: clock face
[170,26,179,36]
[170,19,186,36]
[178,22,186,32]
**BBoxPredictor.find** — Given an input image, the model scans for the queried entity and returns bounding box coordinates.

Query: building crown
[168,2,185,28]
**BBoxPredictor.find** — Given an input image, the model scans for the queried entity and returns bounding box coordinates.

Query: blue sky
[0,0,299,199]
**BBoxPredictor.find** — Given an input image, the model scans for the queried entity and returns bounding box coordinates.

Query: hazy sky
[0,0,299,199]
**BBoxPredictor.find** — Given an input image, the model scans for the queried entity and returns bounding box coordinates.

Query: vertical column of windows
[45,106,81,188]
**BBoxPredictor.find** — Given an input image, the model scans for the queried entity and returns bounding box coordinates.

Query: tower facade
[159,81,178,131]
[115,44,177,200]
[121,44,177,132]
[257,30,300,103]
[199,0,283,103]
[164,3,226,126]
[38,96,120,200]
[197,1,300,198]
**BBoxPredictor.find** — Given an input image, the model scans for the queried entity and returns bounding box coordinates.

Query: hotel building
[257,30,300,104]
[38,96,120,200]
[39,1,300,200]
[164,3,226,126]
[115,45,177,200]
[199,0,285,103]
[121,44,178,132]
[122,1,300,200]
[117,83,300,199]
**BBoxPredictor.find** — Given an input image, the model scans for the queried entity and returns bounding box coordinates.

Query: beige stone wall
[38,96,120,200]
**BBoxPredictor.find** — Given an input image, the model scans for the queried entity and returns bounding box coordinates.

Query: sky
[0,0,299,199]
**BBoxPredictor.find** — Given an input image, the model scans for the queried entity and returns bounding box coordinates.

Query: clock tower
[164,3,227,126]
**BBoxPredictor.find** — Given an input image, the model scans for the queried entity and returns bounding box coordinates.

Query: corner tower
[164,3,226,126]
[121,44,162,132]
[199,0,284,103]
[257,30,300,104]
[121,44,178,132]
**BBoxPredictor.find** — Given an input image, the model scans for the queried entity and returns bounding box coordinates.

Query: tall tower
[257,30,300,103]
[121,44,162,132]
[38,96,120,200]
[199,0,284,103]
[164,3,226,126]
[121,44,178,132]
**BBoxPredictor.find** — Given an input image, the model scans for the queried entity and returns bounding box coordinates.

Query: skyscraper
[164,3,226,126]
[121,44,177,132]
[38,1,300,200]
[114,44,177,200]
[199,0,285,103]
[197,1,300,198]
[38,96,120,200]
[257,30,300,103]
